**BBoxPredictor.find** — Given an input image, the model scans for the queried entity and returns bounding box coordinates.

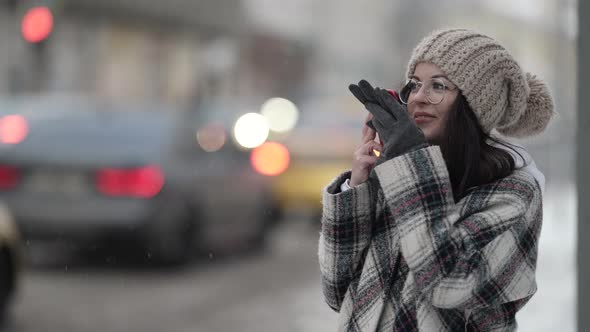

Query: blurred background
[0,0,578,331]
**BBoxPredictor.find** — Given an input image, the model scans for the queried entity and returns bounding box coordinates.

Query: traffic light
[21,5,53,44]
[18,3,56,92]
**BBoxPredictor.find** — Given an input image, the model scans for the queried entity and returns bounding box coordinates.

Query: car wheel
[246,200,279,252]
[145,206,196,266]
[164,216,196,265]
[0,248,14,323]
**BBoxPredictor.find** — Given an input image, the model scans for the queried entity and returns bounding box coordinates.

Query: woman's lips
[415,116,435,124]
[413,112,436,124]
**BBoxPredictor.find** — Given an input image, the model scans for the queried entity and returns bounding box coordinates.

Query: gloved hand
[348,80,383,131]
[349,80,428,161]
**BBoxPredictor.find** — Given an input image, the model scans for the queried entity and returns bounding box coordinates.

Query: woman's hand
[350,113,382,187]
[349,80,427,162]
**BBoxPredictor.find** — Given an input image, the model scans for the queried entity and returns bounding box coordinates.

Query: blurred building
[0,0,310,110]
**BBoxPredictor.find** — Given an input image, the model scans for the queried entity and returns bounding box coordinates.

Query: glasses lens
[427,78,446,104]
[399,80,416,104]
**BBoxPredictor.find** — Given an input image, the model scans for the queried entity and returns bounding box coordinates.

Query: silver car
[0,97,279,265]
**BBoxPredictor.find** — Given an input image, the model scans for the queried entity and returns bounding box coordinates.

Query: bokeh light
[250,142,290,176]
[196,123,227,152]
[260,97,299,133]
[233,113,269,148]
[21,6,54,43]
[0,115,29,145]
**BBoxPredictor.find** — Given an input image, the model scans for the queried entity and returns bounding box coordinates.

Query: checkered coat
[318,146,542,331]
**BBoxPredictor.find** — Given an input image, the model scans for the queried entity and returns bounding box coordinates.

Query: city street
[0,0,581,330]
[1,183,577,332]
[3,217,338,332]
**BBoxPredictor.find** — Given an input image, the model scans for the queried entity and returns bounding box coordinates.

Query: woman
[318,28,554,331]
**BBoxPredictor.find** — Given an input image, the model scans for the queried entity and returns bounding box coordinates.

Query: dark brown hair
[438,94,525,201]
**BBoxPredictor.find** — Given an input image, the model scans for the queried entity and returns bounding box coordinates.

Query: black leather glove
[348,80,384,131]
[349,80,428,161]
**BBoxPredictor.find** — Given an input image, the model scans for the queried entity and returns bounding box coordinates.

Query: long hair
[438,94,524,201]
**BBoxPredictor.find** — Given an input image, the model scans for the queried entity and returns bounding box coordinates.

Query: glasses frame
[399,77,457,105]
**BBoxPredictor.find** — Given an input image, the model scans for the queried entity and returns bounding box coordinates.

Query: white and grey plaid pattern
[319,146,542,331]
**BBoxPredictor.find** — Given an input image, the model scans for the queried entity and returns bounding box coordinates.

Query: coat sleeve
[318,171,378,312]
[374,146,542,310]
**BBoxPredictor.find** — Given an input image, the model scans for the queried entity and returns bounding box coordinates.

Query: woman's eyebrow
[431,74,450,80]
[410,74,450,80]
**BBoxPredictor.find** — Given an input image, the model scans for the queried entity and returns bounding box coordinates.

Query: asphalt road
[3,217,338,332]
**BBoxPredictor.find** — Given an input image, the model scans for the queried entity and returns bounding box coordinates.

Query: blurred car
[0,202,21,323]
[0,96,279,265]
[272,158,349,218]
[271,97,362,221]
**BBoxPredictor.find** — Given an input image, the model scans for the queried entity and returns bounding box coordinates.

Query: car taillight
[95,165,164,198]
[0,165,20,190]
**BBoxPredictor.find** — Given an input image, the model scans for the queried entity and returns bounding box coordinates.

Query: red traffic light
[21,6,54,43]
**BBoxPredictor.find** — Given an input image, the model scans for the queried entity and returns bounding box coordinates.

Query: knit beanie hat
[406,28,555,137]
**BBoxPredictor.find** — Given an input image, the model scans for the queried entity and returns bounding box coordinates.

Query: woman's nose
[412,86,430,104]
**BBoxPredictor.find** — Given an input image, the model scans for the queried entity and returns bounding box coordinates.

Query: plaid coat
[318,146,542,331]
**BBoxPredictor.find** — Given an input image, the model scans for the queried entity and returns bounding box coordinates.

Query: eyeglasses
[399,77,457,105]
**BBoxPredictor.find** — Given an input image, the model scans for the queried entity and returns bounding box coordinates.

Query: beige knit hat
[406,28,555,137]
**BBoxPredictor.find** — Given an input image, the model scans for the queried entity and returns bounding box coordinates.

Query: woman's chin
[421,129,440,145]
[418,126,431,138]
